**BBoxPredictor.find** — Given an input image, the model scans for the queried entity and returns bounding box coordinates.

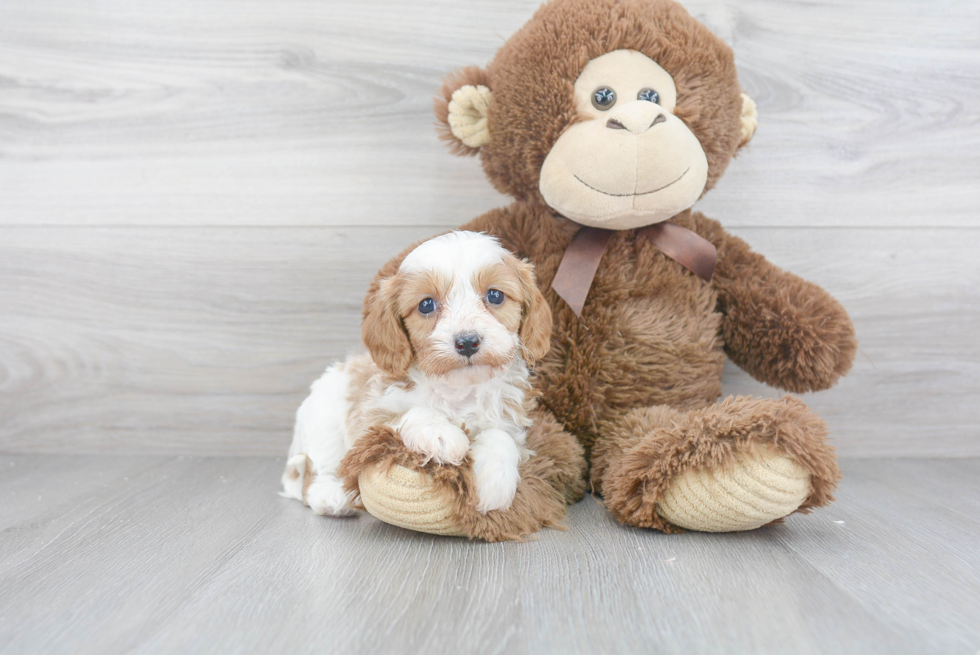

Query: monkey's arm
[691,213,857,393]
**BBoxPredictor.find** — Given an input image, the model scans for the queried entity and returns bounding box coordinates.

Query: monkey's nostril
[454,333,482,357]
[651,114,667,128]
[606,118,627,130]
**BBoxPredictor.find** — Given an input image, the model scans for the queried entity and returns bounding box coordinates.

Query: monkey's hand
[715,262,856,393]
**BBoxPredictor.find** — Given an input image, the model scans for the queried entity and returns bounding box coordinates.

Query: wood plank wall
[1,0,978,456]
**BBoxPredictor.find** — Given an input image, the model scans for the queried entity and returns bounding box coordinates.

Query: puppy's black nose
[454,333,481,358]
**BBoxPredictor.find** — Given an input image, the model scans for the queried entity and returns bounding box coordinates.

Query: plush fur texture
[355,0,856,536]
[372,208,855,451]
[591,395,840,532]
[435,0,744,203]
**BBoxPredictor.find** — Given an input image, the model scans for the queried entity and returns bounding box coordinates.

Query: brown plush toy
[340,0,857,540]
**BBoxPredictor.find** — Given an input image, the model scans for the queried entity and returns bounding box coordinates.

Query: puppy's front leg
[471,429,522,514]
[394,407,470,466]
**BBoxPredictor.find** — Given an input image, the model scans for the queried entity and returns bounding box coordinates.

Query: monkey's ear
[434,66,492,156]
[738,93,758,149]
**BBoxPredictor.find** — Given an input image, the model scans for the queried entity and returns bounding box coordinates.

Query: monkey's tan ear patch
[739,93,758,148]
[448,85,492,149]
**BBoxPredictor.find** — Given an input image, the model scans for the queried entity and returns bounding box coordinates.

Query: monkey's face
[435,0,756,225]
[538,50,709,230]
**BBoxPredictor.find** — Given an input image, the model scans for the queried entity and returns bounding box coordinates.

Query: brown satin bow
[551,220,718,317]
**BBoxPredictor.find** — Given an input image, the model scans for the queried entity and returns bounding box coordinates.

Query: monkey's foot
[359,463,465,537]
[596,396,841,533]
[338,409,587,542]
[656,446,810,532]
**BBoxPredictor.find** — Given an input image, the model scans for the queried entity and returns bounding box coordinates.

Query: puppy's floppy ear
[362,276,413,377]
[509,258,553,365]
[434,66,492,156]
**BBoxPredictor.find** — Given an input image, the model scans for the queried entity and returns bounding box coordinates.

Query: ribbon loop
[637,222,717,283]
[550,227,614,317]
[550,219,717,317]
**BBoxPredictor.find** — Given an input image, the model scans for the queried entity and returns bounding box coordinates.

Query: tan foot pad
[359,464,466,537]
[657,446,811,532]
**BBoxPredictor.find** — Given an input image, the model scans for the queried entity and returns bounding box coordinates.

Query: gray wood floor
[1,455,977,655]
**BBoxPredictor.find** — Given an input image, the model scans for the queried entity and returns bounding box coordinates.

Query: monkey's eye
[418,298,436,315]
[638,88,660,104]
[591,87,616,111]
[486,289,505,305]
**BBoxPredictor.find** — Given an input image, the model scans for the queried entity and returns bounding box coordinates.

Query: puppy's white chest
[377,366,529,439]
[450,404,496,437]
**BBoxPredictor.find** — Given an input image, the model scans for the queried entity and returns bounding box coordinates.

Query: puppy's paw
[472,429,522,514]
[395,407,470,465]
[281,453,311,501]
[305,474,357,517]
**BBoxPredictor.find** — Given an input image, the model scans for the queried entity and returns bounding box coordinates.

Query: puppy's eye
[591,87,616,111]
[418,298,436,315]
[486,289,505,305]
[637,88,660,104]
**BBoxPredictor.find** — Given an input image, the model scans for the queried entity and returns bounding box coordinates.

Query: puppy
[282,231,552,517]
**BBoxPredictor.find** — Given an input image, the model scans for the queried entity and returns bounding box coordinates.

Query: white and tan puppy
[282,231,552,517]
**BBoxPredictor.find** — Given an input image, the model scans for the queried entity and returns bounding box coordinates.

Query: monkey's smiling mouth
[574,167,690,197]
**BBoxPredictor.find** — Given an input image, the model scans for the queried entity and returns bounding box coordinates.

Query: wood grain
[0,0,977,456]
[0,0,977,227]
[0,455,977,654]
[1,226,977,456]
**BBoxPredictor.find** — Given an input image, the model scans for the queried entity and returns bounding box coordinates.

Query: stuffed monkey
[340,0,856,540]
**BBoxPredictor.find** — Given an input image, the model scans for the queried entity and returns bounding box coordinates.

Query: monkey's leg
[339,408,587,542]
[591,396,840,533]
